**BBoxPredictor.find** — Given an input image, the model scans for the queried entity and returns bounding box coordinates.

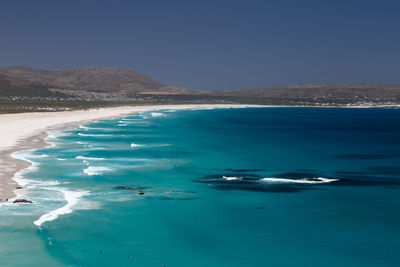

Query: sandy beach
[0,104,260,202]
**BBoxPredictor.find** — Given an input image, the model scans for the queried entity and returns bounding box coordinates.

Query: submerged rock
[114,186,148,191]
[13,199,33,204]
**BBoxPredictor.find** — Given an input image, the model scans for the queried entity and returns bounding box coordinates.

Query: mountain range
[1,65,400,106]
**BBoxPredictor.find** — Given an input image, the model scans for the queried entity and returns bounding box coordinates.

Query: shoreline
[1,103,399,202]
[0,104,261,202]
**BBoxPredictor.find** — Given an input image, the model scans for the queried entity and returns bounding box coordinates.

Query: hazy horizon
[1,0,399,90]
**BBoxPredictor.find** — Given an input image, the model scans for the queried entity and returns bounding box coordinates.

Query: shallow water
[1,108,400,266]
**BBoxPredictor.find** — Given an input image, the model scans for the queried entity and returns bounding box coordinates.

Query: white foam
[26,153,50,159]
[130,142,142,148]
[78,133,115,137]
[222,176,243,181]
[45,130,66,147]
[79,125,89,130]
[261,177,339,184]
[11,151,39,185]
[150,112,166,117]
[46,130,68,140]
[34,189,91,227]
[118,124,128,126]
[79,125,111,131]
[10,150,68,205]
[83,166,112,176]
[76,156,105,161]
[34,181,62,186]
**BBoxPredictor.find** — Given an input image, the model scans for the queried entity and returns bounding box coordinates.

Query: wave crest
[76,156,105,161]
[83,166,112,176]
[261,177,339,184]
[151,112,165,117]
[34,189,91,227]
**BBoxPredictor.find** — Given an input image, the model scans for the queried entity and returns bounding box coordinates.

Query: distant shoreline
[0,104,262,202]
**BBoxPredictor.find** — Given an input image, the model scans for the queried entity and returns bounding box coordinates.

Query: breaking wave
[150,112,166,117]
[130,142,142,148]
[222,176,244,181]
[78,133,116,137]
[78,125,112,131]
[76,156,106,161]
[34,189,91,227]
[83,166,112,176]
[260,177,339,184]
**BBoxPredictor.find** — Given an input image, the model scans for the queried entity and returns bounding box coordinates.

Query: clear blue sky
[1,0,399,90]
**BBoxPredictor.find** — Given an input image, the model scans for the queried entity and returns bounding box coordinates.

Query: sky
[1,0,400,90]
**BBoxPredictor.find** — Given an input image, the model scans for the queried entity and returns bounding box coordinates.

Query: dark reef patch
[209,183,314,193]
[334,173,400,187]
[366,166,400,176]
[13,199,33,204]
[195,173,330,193]
[114,186,149,191]
[148,196,201,201]
[196,166,400,193]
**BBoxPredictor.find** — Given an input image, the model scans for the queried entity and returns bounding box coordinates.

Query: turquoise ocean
[1,107,400,266]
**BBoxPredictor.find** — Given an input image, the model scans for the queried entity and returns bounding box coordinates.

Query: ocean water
[1,107,400,266]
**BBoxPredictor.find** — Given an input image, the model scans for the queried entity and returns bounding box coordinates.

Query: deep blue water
[1,107,400,266]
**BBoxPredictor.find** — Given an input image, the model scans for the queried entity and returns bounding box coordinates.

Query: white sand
[0,104,259,150]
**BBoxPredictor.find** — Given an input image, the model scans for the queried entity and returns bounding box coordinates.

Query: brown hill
[0,66,186,94]
[216,84,400,103]
[0,72,31,88]
[0,72,62,97]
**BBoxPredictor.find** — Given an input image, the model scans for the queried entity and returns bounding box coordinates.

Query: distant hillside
[215,84,400,104]
[0,72,64,97]
[2,65,400,110]
[0,66,186,94]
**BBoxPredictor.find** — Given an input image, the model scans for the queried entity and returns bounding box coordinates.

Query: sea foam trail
[11,151,40,188]
[79,125,112,131]
[76,156,105,161]
[131,142,142,148]
[261,177,339,184]
[222,176,244,181]
[83,166,112,176]
[150,112,165,117]
[78,133,117,137]
[46,130,69,140]
[79,125,90,130]
[45,130,68,147]
[34,189,90,227]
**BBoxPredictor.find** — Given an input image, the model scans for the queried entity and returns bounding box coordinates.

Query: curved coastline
[0,104,261,202]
